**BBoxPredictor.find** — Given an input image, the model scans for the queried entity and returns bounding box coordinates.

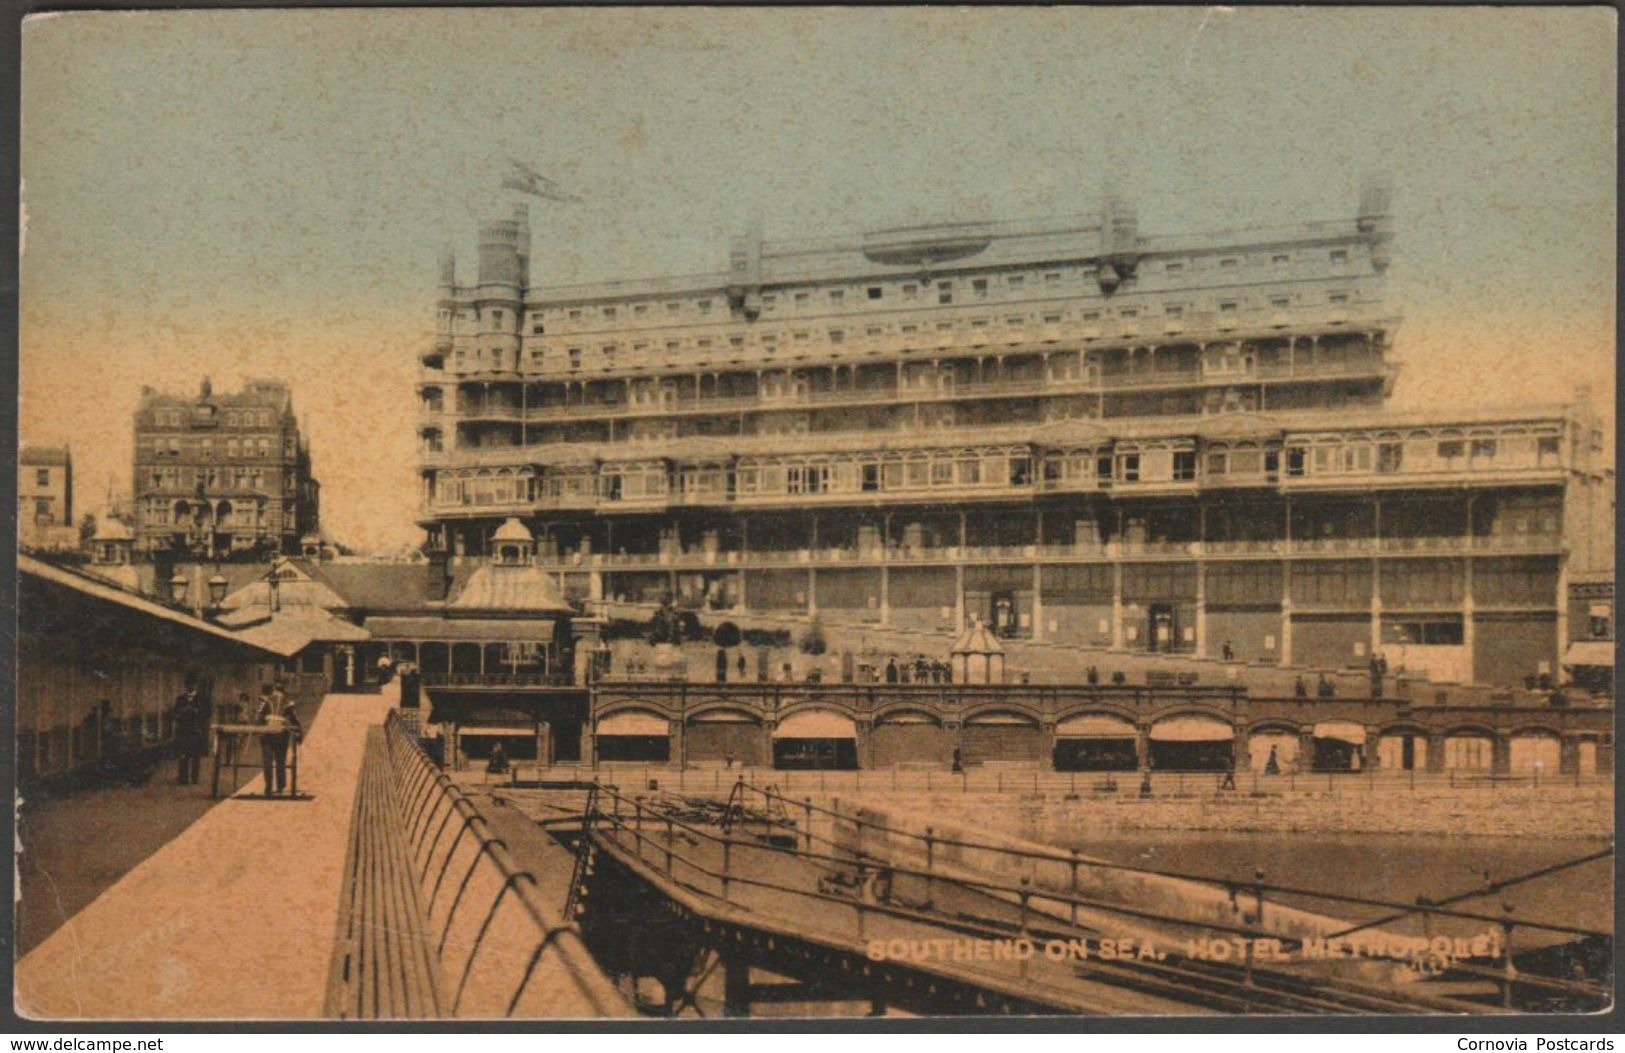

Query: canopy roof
[950,621,1005,656]
[1563,641,1615,668]
[773,710,858,739]
[597,712,670,737]
[1149,716,1233,742]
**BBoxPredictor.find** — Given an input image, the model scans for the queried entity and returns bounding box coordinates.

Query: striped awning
[597,712,670,737]
[1149,716,1234,742]
[1055,714,1138,739]
[1564,641,1615,668]
[1313,721,1367,744]
[365,616,555,642]
[773,710,858,739]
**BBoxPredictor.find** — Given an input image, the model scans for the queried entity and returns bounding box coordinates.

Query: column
[1232,727,1252,773]
[879,565,891,626]
[1111,562,1125,649]
[1281,497,1294,666]
[670,718,685,769]
[1462,552,1476,683]
[1491,734,1512,775]
[1195,503,1208,658]
[1370,499,1383,658]
[807,568,818,616]
[1426,732,1448,772]
[1038,722,1056,771]
[1559,733,1581,776]
[1299,730,1317,772]
[1135,724,1151,772]
[856,719,874,770]
[1031,563,1044,642]
[1194,560,1208,659]
[953,564,965,631]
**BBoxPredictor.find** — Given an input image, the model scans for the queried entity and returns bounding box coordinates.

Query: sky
[19,8,1617,551]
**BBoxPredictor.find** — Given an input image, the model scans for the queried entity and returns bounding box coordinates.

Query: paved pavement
[16,689,395,1021]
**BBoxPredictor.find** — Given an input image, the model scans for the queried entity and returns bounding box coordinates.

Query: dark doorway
[1053,738,1139,772]
[1149,740,1233,771]
[597,735,672,763]
[773,738,858,770]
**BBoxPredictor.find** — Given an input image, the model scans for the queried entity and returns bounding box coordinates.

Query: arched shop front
[1052,714,1139,771]
[773,709,859,770]
[595,710,671,763]
[1148,716,1234,771]
[1311,721,1367,771]
[1247,727,1301,773]
[961,711,1042,767]
[1509,731,1562,775]
[1375,730,1428,772]
[685,709,765,767]
[870,710,952,768]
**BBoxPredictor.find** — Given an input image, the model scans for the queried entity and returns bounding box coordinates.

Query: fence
[380,712,632,1019]
[497,762,1613,800]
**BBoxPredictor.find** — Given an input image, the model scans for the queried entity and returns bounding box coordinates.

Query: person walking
[1294,675,1309,698]
[1265,745,1281,775]
[255,682,302,796]
[1221,641,1235,663]
[1316,673,1336,698]
[172,677,209,786]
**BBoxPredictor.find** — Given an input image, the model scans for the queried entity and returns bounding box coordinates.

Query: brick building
[132,378,321,558]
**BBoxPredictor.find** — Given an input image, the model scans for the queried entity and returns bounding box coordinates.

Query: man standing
[255,682,302,796]
[172,677,209,786]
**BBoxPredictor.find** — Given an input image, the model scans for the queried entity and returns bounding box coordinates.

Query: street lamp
[169,571,190,606]
[207,572,229,608]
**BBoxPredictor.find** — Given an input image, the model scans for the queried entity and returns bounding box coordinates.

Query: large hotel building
[416,190,1612,690]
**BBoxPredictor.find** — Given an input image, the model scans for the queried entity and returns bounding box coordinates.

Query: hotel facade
[415,190,1612,691]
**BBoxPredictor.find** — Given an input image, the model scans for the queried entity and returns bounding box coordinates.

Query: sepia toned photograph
[10,6,1617,1024]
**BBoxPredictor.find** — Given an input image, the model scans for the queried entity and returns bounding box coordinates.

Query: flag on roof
[502,159,582,203]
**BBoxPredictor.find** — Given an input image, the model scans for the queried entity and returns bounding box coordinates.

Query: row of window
[442,291,1363,374]
[504,247,1360,334]
[146,408,279,428]
[144,466,289,493]
[141,436,292,459]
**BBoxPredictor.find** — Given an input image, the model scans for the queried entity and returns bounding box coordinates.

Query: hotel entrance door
[1148,604,1177,652]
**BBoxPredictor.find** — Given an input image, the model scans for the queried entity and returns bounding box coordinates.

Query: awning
[1563,641,1615,668]
[366,616,555,642]
[1313,721,1367,744]
[1149,716,1234,742]
[456,725,537,737]
[964,712,1038,726]
[689,709,760,724]
[773,710,858,739]
[876,711,940,726]
[598,712,670,737]
[1055,714,1138,739]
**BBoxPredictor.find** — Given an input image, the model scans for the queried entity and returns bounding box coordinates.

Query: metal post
[924,826,936,909]
[1069,851,1081,928]
[634,798,645,861]
[1018,877,1031,978]
[804,797,814,851]
[722,835,732,903]
[1501,903,1516,1009]
[665,816,674,875]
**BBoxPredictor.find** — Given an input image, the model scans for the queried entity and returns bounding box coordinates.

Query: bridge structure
[568,775,1613,1017]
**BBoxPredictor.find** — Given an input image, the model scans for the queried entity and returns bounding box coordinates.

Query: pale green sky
[20,7,1617,550]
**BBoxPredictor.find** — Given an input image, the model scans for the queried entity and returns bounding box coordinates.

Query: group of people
[883,655,953,685]
[1293,673,1339,698]
[170,677,302,794]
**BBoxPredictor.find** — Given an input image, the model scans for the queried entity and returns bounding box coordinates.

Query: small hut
[950,619,1006,685]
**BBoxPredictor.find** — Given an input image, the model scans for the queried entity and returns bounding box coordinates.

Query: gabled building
[132,377,320,558]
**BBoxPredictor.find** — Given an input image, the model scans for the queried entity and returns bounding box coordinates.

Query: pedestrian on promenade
[1222,641,1235,662]
[1294,676,1308,698]
[885,657,898,684]
[1264,745,1281,775]
[172,677,209,786]
[255,682,301,796]
[1316,673,1335,698]
[1086,665,1099,686]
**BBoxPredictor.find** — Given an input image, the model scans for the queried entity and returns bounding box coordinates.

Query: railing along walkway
[326,727,445,1019]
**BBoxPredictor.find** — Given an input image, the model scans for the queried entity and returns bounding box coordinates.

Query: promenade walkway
[16,690,393,1021]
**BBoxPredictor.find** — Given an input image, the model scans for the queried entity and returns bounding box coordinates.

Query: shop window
[1286,448,1306,476]
[1376,442,1404,473]
[1173,451,1197,480]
